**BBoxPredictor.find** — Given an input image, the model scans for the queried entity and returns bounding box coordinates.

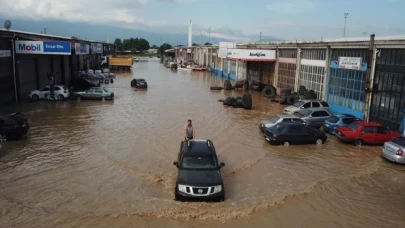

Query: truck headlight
[212,185,222,194]
[178,184,187,193]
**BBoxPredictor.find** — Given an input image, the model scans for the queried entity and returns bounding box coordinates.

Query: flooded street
[1,58,405,228]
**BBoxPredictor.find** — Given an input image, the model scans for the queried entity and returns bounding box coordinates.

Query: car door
[39,87,50,99]
[82,89,94,99]
[287,125,306,144]
[301,102,311,110]
[93,88,103,99]
[375,126,391,144]
[300,125,317,143]
[360,126,376,143]
[313,111,331,127]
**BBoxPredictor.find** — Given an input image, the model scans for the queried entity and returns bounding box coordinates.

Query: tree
[158,43,173,54]
[118,37,150,53]
[204,42,212,45]
[151,45,158,49]
[192,43,198,46]
[114,38,124,51]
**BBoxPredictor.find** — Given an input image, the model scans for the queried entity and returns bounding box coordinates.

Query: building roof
[0,28,114,45]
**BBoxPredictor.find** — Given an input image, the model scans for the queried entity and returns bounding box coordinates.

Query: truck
[100,55,133,71]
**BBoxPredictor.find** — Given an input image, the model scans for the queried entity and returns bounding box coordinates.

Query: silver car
[294,108,333,129]
[283,100,329,114]
[381,136,405,164]
[259,114,303,132]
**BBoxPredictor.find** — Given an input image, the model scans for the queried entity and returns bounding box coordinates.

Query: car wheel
[57,94,64,100]
[283,141,290,146]
[316,138,323,145]
[76,95,82,101]
[101,96,105,101]
[354,139,363,146]
[31,94,39,101]
[174,190,181,201]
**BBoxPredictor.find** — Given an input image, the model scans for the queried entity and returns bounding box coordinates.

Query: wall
[277,49,297,91]
[299,49,327,99]
[0,38,15,106]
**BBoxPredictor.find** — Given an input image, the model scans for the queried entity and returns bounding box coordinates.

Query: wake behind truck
[101,55,133,71]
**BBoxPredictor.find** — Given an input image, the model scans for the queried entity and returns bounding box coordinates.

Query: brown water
[1,58,404,228]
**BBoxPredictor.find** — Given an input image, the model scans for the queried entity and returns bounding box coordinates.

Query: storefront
[227,48,276,83]
[91,43,103,69]
[369,48,405,130]
[73,42,90,71]
[15,40,71,102]
[0,38,13,106]
[277,49,297,91]
[298,49,327,99]
[327,50,368,119]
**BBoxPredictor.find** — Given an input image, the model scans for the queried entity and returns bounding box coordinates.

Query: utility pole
[260,32,262,43]
[44,28,47,34]
[343,13,348,38]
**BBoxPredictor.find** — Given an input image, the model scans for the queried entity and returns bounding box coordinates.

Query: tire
[224,97,236,106]
[262,86,276,98]
[354,139,363,146]
[57,94,64,100]
[286,95,298,105]
[280,88,292,97]
[236,99,243,103]
[316,138,323,145]
[174,190,181,201]
[110,93,114,100]
[224,81,233,90]
[283,141,290,146]
[31,94,39,101]
[76,95,82,101]
[280,95,288,104]
[210,86,223,90]
[131,80,136,87]
[242,93,252,110]
[101,97,105,101]
[235,96,243,100]
[232,102,242,108]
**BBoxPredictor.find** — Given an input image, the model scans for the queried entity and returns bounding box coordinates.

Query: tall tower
[188,20,192,47]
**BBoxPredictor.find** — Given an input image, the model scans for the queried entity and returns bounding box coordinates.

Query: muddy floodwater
[1,58,405,228]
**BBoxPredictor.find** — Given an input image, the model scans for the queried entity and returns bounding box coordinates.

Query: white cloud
[266,0,314,13]
[0,0,250,42]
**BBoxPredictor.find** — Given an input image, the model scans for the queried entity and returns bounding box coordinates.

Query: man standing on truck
[184,120,195,141]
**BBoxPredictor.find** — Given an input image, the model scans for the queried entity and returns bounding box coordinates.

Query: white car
[283,100,329,114]
[29,85,70,101]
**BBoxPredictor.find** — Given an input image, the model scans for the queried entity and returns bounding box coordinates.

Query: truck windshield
[181,156,217,169]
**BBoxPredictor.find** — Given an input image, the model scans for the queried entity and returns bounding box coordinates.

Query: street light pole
[344,13,348,38]
[260,32,262,43]
[208,27,211,43]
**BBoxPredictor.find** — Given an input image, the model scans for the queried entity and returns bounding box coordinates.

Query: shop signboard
[0,50,11,58]
[15,40,71,55]
[226,48,276,61]
[75,43,90,55]
[91,43,103,54]
[218,47,228,58]
[338,57,362,70]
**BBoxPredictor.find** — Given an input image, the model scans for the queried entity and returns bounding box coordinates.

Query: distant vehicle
[336,121,401,146]
[131,78,148,88]
[294,108,333,129]
[381,135,405,164]
[323,114,360,135]
[0,112,29,140]
[259,114,303,132]
[283,100,329,114]
[264,122,327,146]
[132,57,139,62]
[101,55,132,71]
[74,87,114,101]
[29,85,70,101]
[173,139,225,202]
[68,78,99,92]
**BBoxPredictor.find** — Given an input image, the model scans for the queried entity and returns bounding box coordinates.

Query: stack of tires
[222,93,252,110]
[279,88,292,104]
[299,85,317,99]
[224,80,233,90]
[262,85,276,98]
[210,86,223,90]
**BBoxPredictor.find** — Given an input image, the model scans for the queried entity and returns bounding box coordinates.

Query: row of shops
[176,35,405,131]
[0,28,115,106]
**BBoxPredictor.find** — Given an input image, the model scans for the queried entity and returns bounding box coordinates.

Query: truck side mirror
[219,162,225,169]
[173,161,179,167]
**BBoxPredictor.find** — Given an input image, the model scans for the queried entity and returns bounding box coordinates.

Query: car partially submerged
[131,78,148,88]
[173,139,225,202]
[259,114,303,132]
[74,87,114,101]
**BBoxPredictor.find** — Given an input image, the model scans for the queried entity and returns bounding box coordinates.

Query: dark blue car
[323,114,359,135]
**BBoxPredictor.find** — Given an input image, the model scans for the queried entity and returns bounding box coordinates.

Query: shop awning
[227,57,276,62]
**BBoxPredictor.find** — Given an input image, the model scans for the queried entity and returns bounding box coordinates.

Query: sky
[0,0,404,42]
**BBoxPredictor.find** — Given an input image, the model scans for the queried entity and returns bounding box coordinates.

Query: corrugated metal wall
[370,48,405,130]
[327,49,368,119]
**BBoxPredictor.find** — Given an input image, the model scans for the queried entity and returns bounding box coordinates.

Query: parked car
[131,78,148,88]
[74,87,114,101]
[264,122,327,146]
[68,78,99,92]
[29,85,70,101]
[336,121,401,146]
[381,135,405,164]
[294,108,333,129]
[323,114,360,135]
[173,139,225,201]
[0,112,29,140]
[259,114,303,132]
[283,100,329,114]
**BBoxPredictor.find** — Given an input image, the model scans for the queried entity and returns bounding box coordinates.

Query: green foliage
[114,38,150,52]
[158,43,173,54]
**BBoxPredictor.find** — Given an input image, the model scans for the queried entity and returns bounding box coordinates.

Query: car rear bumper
[335,133,354,143]
[381,148,405,164]
[259,124,266,132]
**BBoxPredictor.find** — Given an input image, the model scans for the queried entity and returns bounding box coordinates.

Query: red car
[336,121,401,146]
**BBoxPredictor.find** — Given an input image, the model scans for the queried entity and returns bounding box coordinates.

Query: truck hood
[177,169,223,186]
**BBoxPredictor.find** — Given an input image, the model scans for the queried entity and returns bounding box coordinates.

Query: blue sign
[43,41,71,55]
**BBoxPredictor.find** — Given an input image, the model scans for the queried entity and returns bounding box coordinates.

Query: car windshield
[293,101,305,107]
[327,116,340,123]
[137,79,145,82]
[298,109,312,117]
[182,156,217,169]
[268,115,280,123]
[348,122,360,130]
[391,137,405,147]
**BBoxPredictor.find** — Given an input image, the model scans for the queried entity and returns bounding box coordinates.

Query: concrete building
[0,28,115,106]
[184,35,405,130]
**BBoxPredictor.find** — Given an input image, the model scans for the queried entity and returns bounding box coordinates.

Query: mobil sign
[16,40,71,55]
